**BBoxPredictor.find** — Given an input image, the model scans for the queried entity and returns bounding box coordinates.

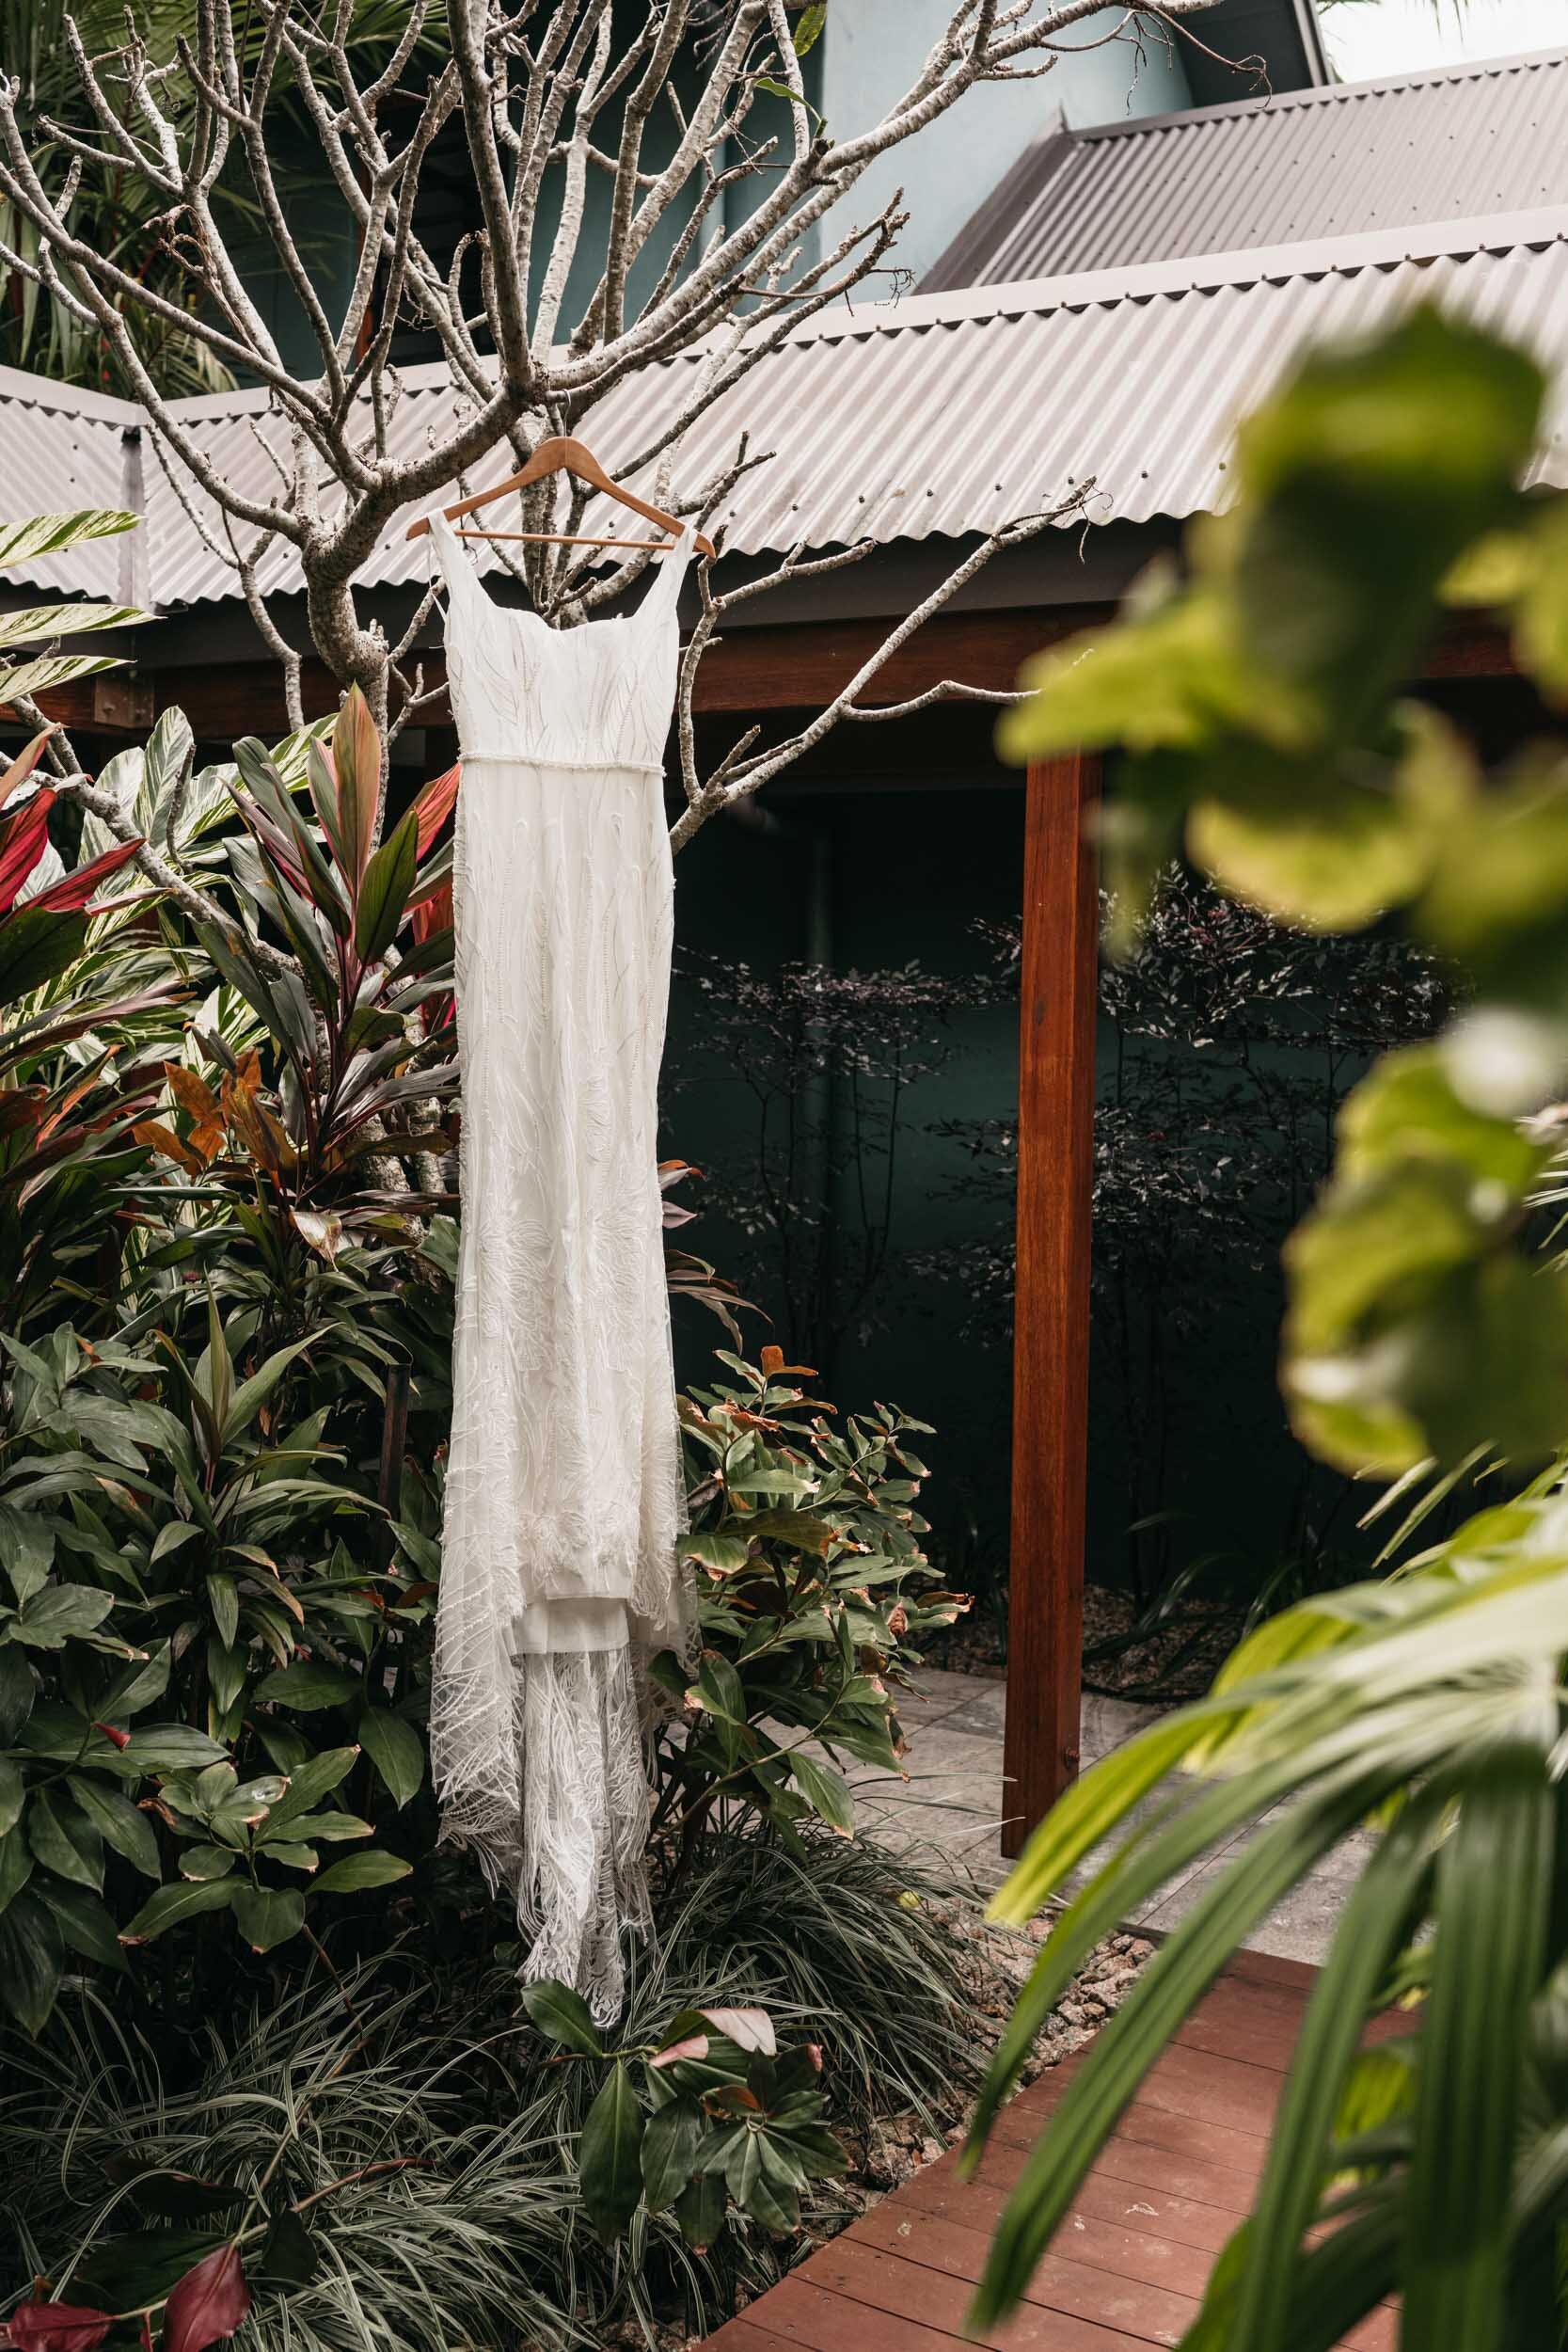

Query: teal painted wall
[662,769,1434,1637]
[816,4,1192,285]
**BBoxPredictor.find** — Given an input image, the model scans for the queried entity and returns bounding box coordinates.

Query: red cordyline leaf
[26,837,144,916]
[332,685,381,892]
[0,786,55,914]
[1,2303,114,2352]
[409,879,452,948]
[411,760,460,857]
[0,729,55,803]
[161,2244,249,2352]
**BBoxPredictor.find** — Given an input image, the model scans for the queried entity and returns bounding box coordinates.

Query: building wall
[814,3,1193,286]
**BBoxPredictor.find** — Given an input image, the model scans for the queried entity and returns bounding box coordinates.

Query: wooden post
[1002,753,1101,1856]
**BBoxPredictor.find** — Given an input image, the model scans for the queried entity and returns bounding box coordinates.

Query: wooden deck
[703,1949,1395,2352]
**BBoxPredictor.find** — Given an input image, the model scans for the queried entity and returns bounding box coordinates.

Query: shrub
[0,635,972,2348]
[656,1346,967,1855]
[2,1829,981,2349]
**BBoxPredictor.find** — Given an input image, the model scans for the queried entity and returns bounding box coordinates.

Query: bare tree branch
[0,0,1226,855]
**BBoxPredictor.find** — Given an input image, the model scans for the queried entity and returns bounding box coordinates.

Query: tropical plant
[3,641,972,2056]
[0,509,152,711]
[966,307,1568,2347]
[2,1806,985,2352]
[656,1345,967,1858]
[1,1975,587,2352]
[524,1976,846,2250]
[0,1314,412,2026]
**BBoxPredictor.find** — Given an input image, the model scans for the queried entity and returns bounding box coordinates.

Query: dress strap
[427,508,487,616]
[641,518,695,624]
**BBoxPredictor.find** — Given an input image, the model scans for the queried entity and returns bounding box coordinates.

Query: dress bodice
[428,509,691,772]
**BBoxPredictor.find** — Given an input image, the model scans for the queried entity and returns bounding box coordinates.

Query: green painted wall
[663,771,1426,1635]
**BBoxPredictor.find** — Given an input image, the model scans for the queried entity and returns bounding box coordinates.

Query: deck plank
[695,1962,1404,2352]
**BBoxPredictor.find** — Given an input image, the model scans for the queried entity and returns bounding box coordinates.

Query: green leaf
[0,1888,63,2034]
[101,1639,172,1719]
[11,1581,115,1648]
[1418,751,1568,1017]
[1511,494,1568,694]
[221,1335,317,1450]
[265,1809,369,1843]
[1232,305,1543,738]
[67,1774,160,1877]
[0,1503,55,1602]
[968,1765,1398,2329]
[1227,1796,1437,2348]
[0,1644,36,1741]
[673,2168,725,2253]
[357,1707,424,1808]
[752,72,822,122]
[0,1756,22,1837]
[202,1283,233,1434]
[261,1745,358,1826]
[36,1878,127,1973]
[312,1849,409,1892]
[252,1660,358,1711]
[230,1882,305,1952]
[1187,757,1434,935]
[523,1976,604,2057]
[354,803,419,963]
[119,1876,235,1944]
[792,1,827,54]
[26,1788,103,1890]
[178,1845,239,1882]
[789,1752,855,1837]
[997,591,1274,766]
[578,2062,645,2244]
[681,1532,751,1573]
[0,1820,34,1915]
[687,1652,747,1726]
[73,2229,228,2309]
[0,509,139,569]
[747,2135,803,2233]
[641,2094,705,2214]
[121,1724,230,1772]
[1337,1045,1545,1193]
[743,1507,834,1556]
[1403,1740,1553,2349]
[256,2207,319,2288]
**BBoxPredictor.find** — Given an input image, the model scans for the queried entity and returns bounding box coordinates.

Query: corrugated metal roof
[0,368,144,599]
[6,215,1568,613]
[922,48,1568,289]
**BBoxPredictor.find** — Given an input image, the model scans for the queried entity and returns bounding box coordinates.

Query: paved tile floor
[862,1668,1354,1963]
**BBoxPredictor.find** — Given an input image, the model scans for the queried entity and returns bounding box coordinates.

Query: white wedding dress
[426,511,692,2019]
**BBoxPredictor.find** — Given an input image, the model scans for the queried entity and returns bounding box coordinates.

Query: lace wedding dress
[426,511,693,2019]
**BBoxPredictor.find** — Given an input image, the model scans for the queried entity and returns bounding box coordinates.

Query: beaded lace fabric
[426,511,693,2020]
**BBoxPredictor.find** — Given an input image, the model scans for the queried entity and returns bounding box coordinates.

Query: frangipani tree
[0,0,1226,886]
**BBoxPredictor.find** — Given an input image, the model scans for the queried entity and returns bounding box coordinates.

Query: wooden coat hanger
[405,434,715,557]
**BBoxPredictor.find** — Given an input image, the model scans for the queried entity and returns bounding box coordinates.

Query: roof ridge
[1071,42,1567,144]
[797,207,1568,344]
